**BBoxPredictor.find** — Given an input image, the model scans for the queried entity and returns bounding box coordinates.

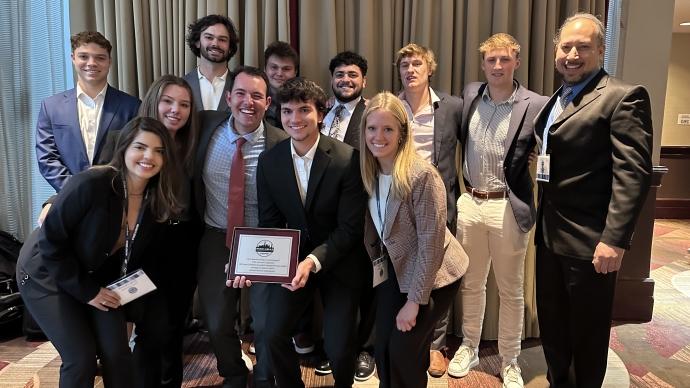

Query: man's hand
[396,300,419,332]
[226,275,253,288]
[88,287,121,311]
[592,241,625,274]
[282,258,315,292]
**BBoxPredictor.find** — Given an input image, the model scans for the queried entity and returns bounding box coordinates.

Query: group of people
[16,10,652,388]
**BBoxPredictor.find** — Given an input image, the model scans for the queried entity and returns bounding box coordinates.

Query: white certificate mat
[235,235,293,277]
[106,269,157,305]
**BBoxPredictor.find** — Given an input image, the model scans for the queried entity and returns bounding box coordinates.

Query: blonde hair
[359,92,420,200]
[395,43,437,78]
[479,33,521,59]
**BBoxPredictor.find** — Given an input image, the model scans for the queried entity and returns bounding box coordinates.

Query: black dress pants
[536,245,618,388]
[375,259,460,388]
[197,228,247,388]
[257,273,360,388]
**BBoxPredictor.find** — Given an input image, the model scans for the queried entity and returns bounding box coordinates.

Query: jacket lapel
[95,85,118,163]
[506,86,529,151]
[65,89,89,163]
[216,77,232,111]
[305,137,331,211]
[552,70,608,127]
[382,193,401,240]
[342,99,366,148]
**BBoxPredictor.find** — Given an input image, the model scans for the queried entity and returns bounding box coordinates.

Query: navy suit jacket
[183,69,232,112]
[35,85,140,191]
[460,82,548,232]
[534,69,653,258]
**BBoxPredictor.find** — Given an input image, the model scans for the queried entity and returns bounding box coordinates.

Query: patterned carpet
[1,219,689,388]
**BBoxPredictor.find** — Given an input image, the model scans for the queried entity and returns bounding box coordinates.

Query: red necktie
[226,137,247,248]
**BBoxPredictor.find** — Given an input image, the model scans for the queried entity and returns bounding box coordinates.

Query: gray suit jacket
[193,111,289,218]
[364,160,468,304]
[534,69,653,258]
[183,69,232,112]
[460,82,548,232]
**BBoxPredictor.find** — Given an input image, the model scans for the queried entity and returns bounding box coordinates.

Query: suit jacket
[257,135,369,287]
[17,167,159,303]
[183,69,232,112]
[364,160,468,304]
[193,110,289,219]
[534,69,653,258]
[430,91,463,233]
[340,98,367,149]
[460,82,548,232]
[35,85,140,191]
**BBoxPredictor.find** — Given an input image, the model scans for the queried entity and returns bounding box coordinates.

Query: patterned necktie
[226,137,247,248]
[328,105,345,139]
[560,85,573,109]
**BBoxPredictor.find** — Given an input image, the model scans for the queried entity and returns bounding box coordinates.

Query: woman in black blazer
[17,117,181,388]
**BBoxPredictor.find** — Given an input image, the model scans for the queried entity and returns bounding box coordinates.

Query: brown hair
[395,43,437,78]
[70,31,112,55]
[479,33,521,59]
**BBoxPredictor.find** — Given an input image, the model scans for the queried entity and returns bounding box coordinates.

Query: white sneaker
[241,350,253,372]
[501,362,524,388]
[447,345,479,378]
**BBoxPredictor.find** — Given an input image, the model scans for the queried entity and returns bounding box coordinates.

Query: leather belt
[205,224,227,234]
[465,184,508,200]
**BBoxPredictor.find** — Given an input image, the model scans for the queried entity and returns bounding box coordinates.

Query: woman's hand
[396,300,419,332]
[88,288,121,311]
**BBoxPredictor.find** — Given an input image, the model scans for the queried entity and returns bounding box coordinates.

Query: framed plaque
[227,227,300,283]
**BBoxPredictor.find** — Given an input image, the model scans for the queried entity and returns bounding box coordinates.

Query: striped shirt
[463,83,517,191]
[203,118,266,229]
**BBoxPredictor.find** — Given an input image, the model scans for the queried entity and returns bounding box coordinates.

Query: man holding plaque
[194,66,288,388]
[252,77,367,388]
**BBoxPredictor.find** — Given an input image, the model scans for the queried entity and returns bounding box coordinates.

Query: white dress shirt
[76,83,107,164]
[198,68,228,110]
[321,97,362,142]
[399,88,440,162]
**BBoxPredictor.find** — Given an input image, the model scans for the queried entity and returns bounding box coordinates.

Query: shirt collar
[197,67,229,82]
[481,80,518,105]
[76,83,108,101]
[562,68,601,102]
[398,87,440,113]
[291,134,320,160]
[227,117,265,145]
[333,96,362,115]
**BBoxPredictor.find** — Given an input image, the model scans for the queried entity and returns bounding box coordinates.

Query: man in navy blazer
[448,33,548,387]
[183,14,240,112]
[36,31,140,191]
[534,14,652,387]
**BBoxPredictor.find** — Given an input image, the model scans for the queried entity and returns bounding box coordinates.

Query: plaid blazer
[364,159,468,305]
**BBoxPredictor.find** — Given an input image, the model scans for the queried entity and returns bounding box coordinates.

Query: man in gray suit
[448,33,547,388]
[534,13,652,387]
[183,14,240,111]
[194,66,289,388]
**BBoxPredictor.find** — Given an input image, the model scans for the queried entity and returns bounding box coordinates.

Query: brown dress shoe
[428,350,447,377]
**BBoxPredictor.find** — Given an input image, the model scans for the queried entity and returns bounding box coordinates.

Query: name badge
[536,155,551,182]
[372,255,389,287]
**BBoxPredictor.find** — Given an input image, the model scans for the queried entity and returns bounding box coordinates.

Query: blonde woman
[360,92,468,388]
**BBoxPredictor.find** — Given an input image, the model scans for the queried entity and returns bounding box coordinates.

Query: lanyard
[121,179,147,276]
[375,175,392,251]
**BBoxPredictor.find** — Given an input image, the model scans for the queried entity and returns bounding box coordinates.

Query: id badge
[372,255,389,287]
[536,154,551,182]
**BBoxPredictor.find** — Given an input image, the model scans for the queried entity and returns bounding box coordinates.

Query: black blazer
[256,135,368,287]
[183,69,232,112]
[193,110,289,219]
[341,98,367,149]
[18,167,159,303]
[534,69,653,258]
[460,82,548,232]
[431,91,463,232]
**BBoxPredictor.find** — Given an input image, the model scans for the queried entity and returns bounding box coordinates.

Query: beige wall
[662,33,690,146]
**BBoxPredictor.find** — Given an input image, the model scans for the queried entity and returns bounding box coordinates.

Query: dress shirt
[203,118,265,229]
[290,135,323,272]
[197,67,228,110]
[463,83,517,191]
[321,97,362,142]
[76,83,107,163]
[400,88,440,162]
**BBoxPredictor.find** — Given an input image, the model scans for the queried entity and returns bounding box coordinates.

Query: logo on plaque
[128,287,138,294]
[256,240,274,257]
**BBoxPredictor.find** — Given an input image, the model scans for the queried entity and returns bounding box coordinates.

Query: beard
[200,45,231,63]
[333,86,362,104]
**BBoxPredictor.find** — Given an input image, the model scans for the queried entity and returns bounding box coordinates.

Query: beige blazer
[364,159,468,305]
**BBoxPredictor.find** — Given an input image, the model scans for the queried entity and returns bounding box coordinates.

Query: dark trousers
[375,260,460,388]
[19,270,133,388]
[536,245,617,388]
[357,284,377,352]
[129,292,172,388]
[197,228,247,388]
[257,274,360,388]
[250,283,275,388]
